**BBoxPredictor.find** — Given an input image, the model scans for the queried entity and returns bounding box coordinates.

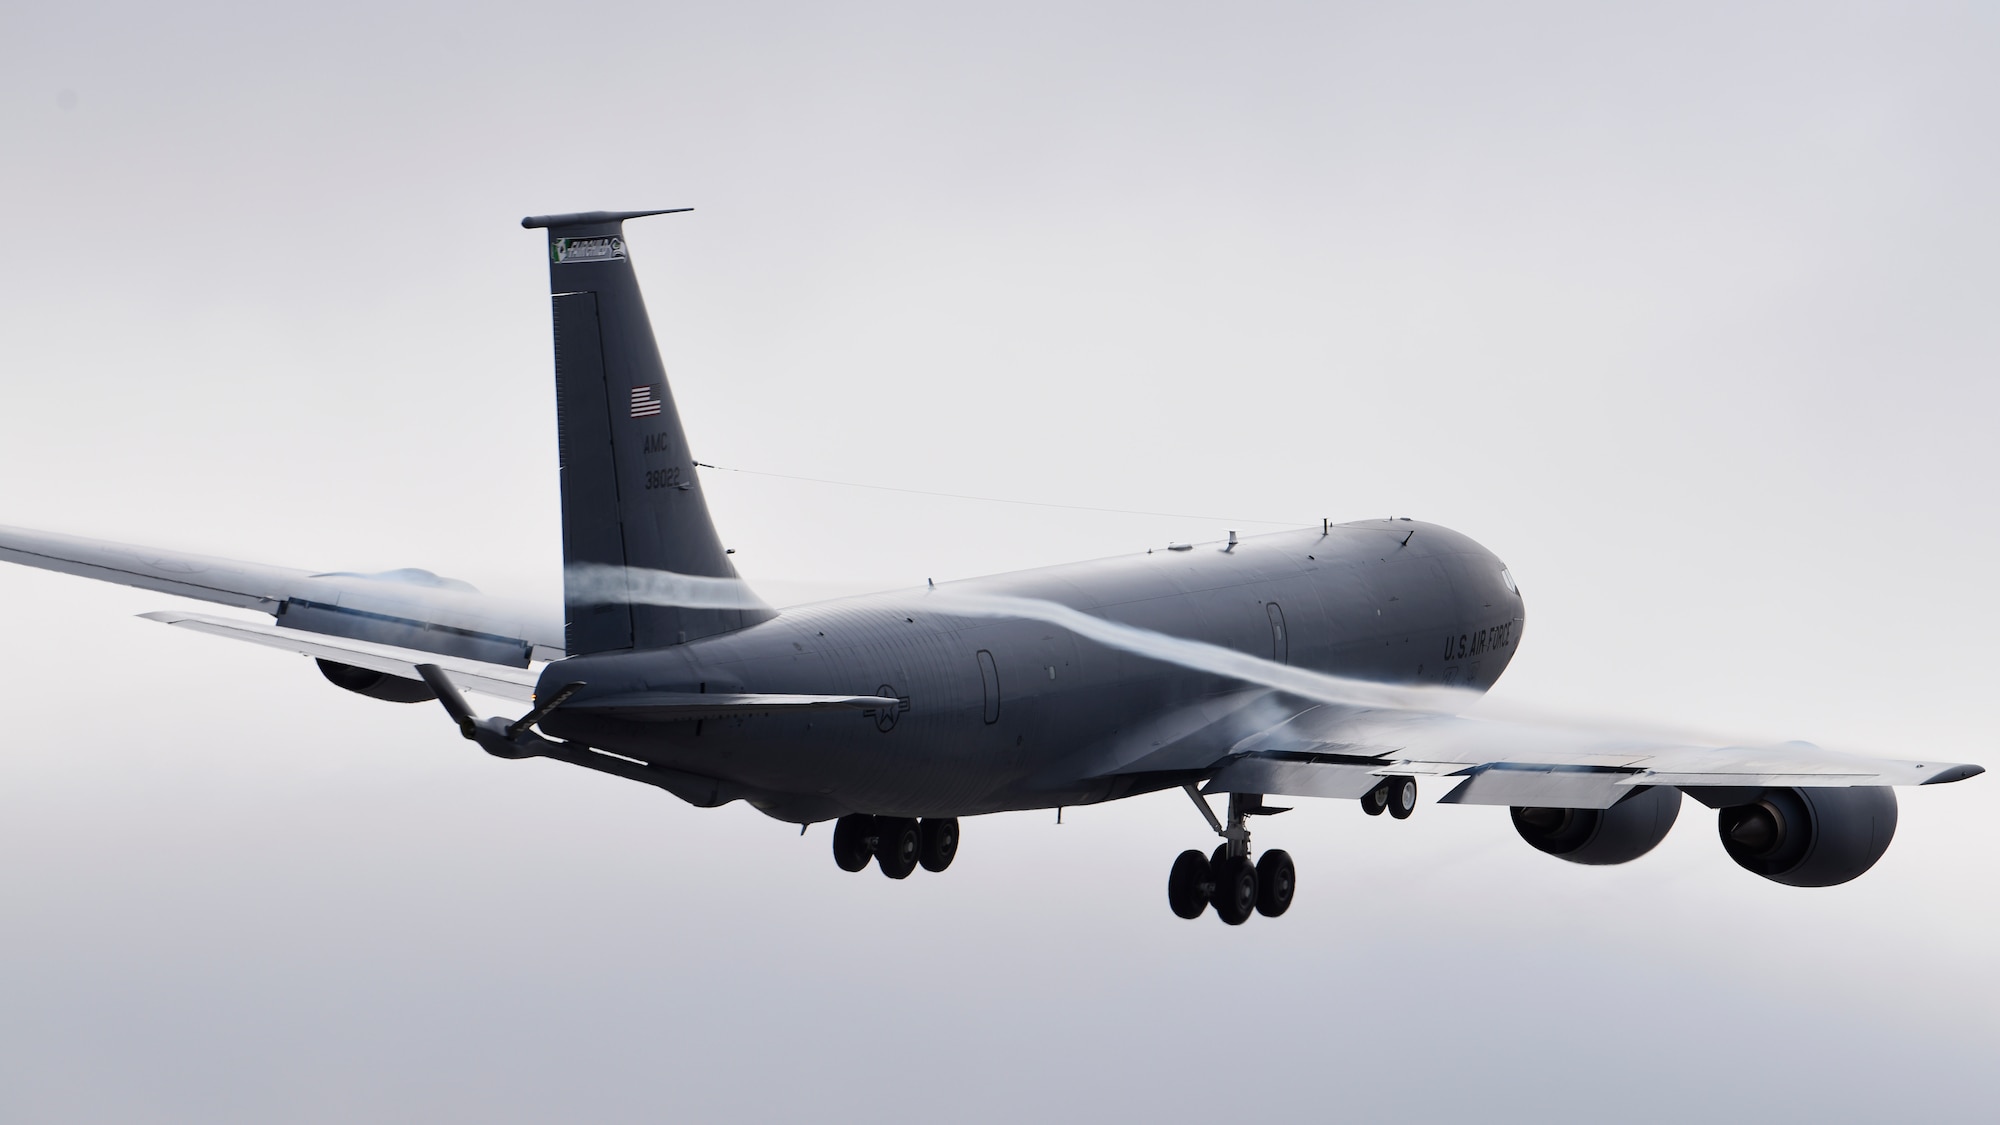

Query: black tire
[1167,849,1212,919]
[1210,854,1258,926]
[1388,776,1417,820]
[831,814,875,872]
[1361,781,1388,816]
[875,817,921,879]
[918,817,960,873]
[1255,849,1296,917]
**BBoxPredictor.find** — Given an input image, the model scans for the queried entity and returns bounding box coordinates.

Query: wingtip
[521,208,693,230]
[1922,763,1986,785]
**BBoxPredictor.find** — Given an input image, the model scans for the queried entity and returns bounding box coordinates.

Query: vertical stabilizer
[523,210,774,655]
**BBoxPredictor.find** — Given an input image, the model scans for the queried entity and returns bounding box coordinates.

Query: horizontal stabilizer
[562,691,903,723]
[141,611,537,702]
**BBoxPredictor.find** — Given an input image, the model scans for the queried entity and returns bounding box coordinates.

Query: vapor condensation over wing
[563,563,772,611]
[921,589,1484,714]
[917,590,1771,751]
[568,573,1771,748]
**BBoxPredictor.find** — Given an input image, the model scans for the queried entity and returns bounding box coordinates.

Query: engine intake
[1715,786,1897,887]
[316,659,437,704]
[1511,785,1681,865]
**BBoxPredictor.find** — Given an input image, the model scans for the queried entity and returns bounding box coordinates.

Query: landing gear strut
[1209,843,1259,925]
[1165,784,1296,924]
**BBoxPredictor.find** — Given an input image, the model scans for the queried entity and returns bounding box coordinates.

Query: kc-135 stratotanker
[3,210,1980,924]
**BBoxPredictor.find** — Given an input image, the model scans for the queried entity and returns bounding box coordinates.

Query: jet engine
[315,658,436,703]
[1511,785,1681,865]
[1714,786,1897,887]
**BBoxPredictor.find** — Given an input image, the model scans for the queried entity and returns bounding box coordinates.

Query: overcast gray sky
[2,2,1996,1121]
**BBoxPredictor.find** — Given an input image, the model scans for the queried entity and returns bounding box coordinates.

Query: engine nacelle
[315,658,436,704]
[1510,785,1682,865]
[1715,786,1897,887]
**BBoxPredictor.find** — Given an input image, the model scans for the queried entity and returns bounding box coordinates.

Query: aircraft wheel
[1255,849,1296,917]
[1210,853,1258,926]
[1361,781,1389,816]
[831,814,875,872]
[875,817,921,879]
[918,817,960,872]
[1167,849,1212,919]
[1387,777,1418,820]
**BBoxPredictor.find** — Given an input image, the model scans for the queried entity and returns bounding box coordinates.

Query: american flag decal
[629,385,664,418]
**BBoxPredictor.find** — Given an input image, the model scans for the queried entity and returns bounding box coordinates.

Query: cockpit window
[1501,568,1519,595]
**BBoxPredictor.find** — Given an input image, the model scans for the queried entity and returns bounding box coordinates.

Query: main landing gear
[1360,775,1418,819]
[1166,785,1296,925]
[831,813,959,879]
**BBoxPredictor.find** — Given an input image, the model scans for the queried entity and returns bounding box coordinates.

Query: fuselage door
[1267,603,1289,665]
[976,649,1000,724]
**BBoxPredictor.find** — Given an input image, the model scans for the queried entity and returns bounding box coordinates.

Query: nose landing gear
[1166,785,1297,923]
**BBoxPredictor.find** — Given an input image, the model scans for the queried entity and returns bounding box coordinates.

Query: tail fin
[524,209,774,655]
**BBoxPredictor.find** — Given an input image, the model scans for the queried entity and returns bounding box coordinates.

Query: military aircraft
[1,210,1981,925]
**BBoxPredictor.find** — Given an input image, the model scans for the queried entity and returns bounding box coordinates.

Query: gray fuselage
[539,518,1525,824]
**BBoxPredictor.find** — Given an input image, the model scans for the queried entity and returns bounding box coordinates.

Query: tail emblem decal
[551,235,626,263]
[629,385,664,418]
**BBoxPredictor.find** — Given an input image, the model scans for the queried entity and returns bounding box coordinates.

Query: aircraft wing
[0,524,564,665]
[0,523,301,611]
[1195,702,1983,808]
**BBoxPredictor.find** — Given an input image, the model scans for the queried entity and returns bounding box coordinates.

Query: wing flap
[141,611,537,702]
[1202,755,1384,799]
[1439,766,1638,809]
